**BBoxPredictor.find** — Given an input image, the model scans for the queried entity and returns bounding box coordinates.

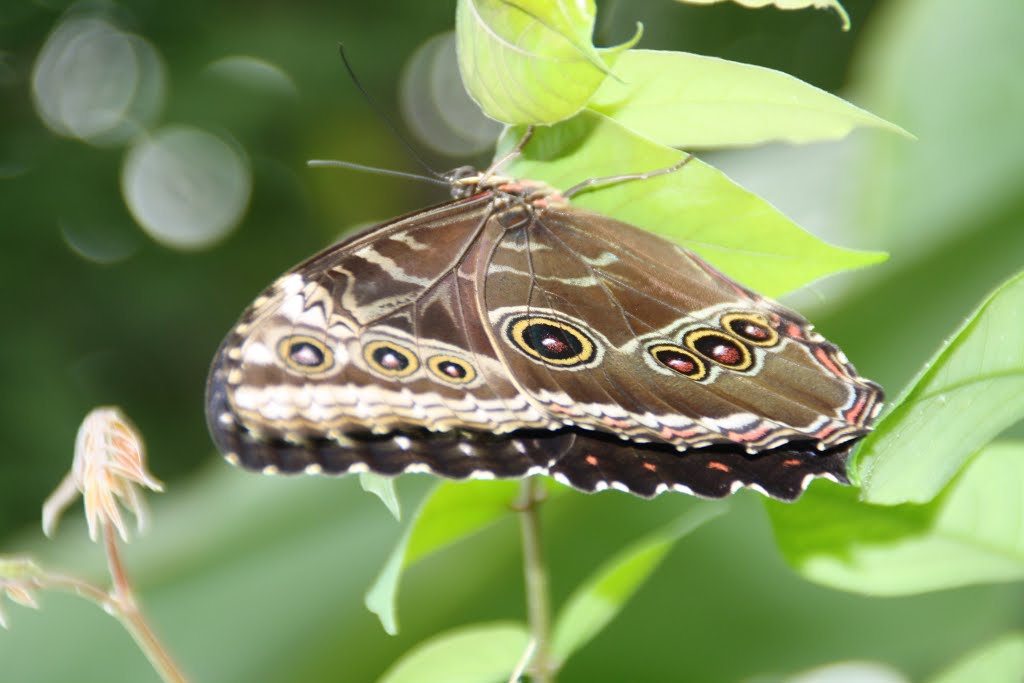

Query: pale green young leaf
[854,270,1024,504]
[500,112,884,297]
[455,0,639,124]
[782,661,909,683]
[590,50,908,149]
[376,622,530,683]
[928,633,1024,683]
[365,479,537,634]
[360,472,402,521]
[551,502,728,663]
[767,440,1024,595]
[676,0,851,31]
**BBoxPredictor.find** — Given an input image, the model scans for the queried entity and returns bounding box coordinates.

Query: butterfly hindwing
[479,206,881,451]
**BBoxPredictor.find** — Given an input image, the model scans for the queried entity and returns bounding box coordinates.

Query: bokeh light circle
[31,16,165,145]
[121,126,251,250]
[399,32,501,158]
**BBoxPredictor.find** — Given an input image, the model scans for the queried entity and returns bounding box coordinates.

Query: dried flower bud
[43,407,164,542]
[0,558,43,629]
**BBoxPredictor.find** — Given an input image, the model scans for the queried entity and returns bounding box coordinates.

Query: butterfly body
[207,171,882,501]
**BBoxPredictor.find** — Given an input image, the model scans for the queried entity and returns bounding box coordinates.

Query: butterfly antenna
[306,159,450,187]
[336,43,441,178]
[562,152,696,199]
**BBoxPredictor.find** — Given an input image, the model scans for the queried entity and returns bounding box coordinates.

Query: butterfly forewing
[207,175,883,500]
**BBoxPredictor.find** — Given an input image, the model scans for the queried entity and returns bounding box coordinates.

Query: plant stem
[103,523,189,683]
[37,572,111,606]
[517,476,554,683]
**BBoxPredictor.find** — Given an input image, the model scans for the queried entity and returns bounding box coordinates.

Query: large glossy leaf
[500,112,884,297]
[767,440,1024,595]
[676,0,851,31]
[590,50,905,149]
[376,622,530,683]
[854,270,1024,504]
[455,0,638,124]
[550,502,727,664]
[928,633,1024,683]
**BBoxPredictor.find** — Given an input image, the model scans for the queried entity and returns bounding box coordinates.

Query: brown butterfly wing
[207,193,557,477]
[207,190,882,500]
[472,205,882,496]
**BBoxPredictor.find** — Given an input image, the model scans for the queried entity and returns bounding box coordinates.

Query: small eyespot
[721,312,779,347]
[364,340,419,377]
[427,355,476,384]
[506,315,596,367]
[278,335,334,373]
[649,344,707,381]
[683,329,753,371]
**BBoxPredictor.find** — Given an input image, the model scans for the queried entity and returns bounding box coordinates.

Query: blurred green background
[1,0,1022,681]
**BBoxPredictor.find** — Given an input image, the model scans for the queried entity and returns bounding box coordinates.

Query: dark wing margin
[210,357,848,503]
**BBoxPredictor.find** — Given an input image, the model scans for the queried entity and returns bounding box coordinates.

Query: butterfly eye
[721,313,779,347]
[364,341,419,378]
[649,344,708,381]
[507,316,597,367]
[278,335,334,374]
[683,329,753,371]
[427,355,477,384]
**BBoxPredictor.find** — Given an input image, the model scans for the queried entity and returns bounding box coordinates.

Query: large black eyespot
[721,312,779,347]
[364,340,419,377]
[506,315,596,367]
[278,335,334,374]
[649,344,708,381]
[427,355,476,384]
[683,329,753,371]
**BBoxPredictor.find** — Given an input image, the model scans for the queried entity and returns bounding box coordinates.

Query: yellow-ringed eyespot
[506,315,596,367]
[277,335,334,374]
[364,340,419,378]
[649,344,708,381]
[721,312,779,347]
[427,355,476,384]
[683,329,753,371]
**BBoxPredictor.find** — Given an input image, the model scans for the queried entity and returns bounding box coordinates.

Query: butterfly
[205,145,882,502]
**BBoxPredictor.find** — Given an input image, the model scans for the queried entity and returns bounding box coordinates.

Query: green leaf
[376,621,530,683]
[360,472,402,521]
[365,480,524,635]
[928,633,1024,683]
[501,112,885,297]
[675,0,851,31]
[589,50,907,149]
[854,270,1024,504]
[781,661,909,683]
[455,0,639,124]
[767,440,1024,596]
[551,501,728,663]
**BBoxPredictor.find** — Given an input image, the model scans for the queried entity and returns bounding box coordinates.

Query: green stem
[517,476,554,683]
[103,523,189,683]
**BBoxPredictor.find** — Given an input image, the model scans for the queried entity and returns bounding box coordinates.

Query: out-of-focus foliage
[0,1,1021,683]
